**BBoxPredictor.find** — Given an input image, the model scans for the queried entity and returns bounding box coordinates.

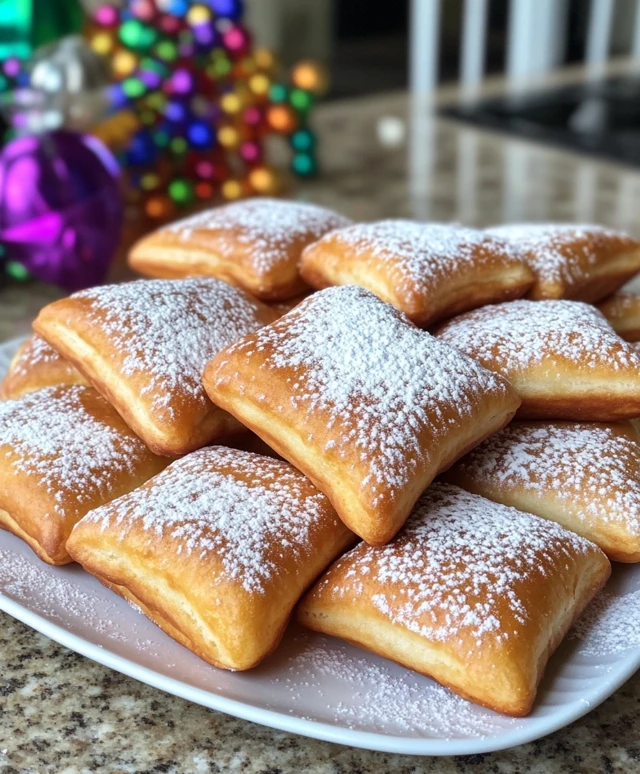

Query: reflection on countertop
[0,91,639,772]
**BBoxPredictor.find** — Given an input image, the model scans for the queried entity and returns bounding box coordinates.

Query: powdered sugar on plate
[0,385,149,516]
[79,447,344,595]
[212,286,515,505]
[487,223,634,287]
[451,422,640,533]
[273,632,520,736]
[436,299,640,373]
[165,197,351,274]
[73,278,269,416]
[307,220,527,297]
[571,588,640,656]
[314,483,600,651]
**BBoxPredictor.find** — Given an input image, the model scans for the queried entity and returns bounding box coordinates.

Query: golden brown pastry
[128,197,351,300]
[33,278,278,456]
[436,299,640,420]
[300,221,534,326]
[0,334,87,400]
[298,483,610,717]
[267,291,315,317]
[598,290,640,341]
[203,286,520,545]
[446,421,640,562]
[487,223,640,302]
[67,446,355,670]
[0,385,168,565]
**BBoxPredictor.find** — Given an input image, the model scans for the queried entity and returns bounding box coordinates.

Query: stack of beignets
[3,199,638,719]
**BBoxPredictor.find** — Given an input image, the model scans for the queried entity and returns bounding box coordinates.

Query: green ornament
[168,179,195,204]
[289,88,313,112]
[6,260,30,281]
[290,129,316,152]
[268,83,288,103]
[292,152,317,177]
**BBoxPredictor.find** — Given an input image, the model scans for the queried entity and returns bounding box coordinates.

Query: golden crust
[436,299,640,421]
[33,278,277,456]
[300,221,534,326]
[0,385,168,565]
[67,447,355,670]
[445,421,640,562]
[598,291,640,342]
[487,223,640,302]
[203,286,520,545]
[0,334,87,400]
[298,484,611,717]
[128,198,351,300]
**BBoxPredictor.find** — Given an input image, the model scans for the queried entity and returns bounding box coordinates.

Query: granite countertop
[1,91,640,773]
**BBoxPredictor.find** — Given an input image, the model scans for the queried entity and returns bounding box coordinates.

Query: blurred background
[2,0,640,313]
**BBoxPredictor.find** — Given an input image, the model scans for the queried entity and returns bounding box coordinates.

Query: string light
[93,0,323,218]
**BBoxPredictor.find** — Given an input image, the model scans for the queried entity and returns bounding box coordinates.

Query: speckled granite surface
[1,92,640,772]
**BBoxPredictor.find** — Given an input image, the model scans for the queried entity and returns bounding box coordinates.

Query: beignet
[300,221,534,326]
[0,334,87,400]
[34,278,278,456]
[598,290,640,342]
[436,299,640,420]
[203,286,520,545]
[0,385,167,564]
[487,223,640,302]
[67,446,355,670]
[445,421,640,562]
[128,197,351,300]
[298,483,610,716]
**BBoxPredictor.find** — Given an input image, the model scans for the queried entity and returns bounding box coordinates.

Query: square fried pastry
[67,446,355,670]
[298,483,610,717]
[598,291,640,342]
[0,334,87,400]
[445,421,640,562]
[436,299,640,420]
[203,286,520,545]
[34,278,278,456]
[300,221,534,326]
[128,197,351,300]
[487,224,640,303]
[0,385,167,565]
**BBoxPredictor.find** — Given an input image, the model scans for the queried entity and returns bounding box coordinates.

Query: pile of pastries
[2,197,640,719]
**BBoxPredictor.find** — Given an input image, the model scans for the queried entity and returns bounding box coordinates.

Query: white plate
[0,337,639,756]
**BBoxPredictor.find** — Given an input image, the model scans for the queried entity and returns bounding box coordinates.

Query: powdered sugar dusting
[317,483,598,651]
[453,422,640,533]
[571,588,640,656]
[273,633,519,736]
[79,447,341,595]
[166,197,351,273]
[10,335,63,378]
[601,291,640,313]
[0,547,160,654]
[214,286,514,505]
[437,299,640,372]
[0,386,149,516]
[73,278,269,416]
[311,220,525,296]
[487,223,633,286]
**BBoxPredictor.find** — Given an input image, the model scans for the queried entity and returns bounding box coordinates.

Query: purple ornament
[0,131,123,291]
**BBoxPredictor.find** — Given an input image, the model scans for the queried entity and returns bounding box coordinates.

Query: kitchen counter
[1,91,640,773]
